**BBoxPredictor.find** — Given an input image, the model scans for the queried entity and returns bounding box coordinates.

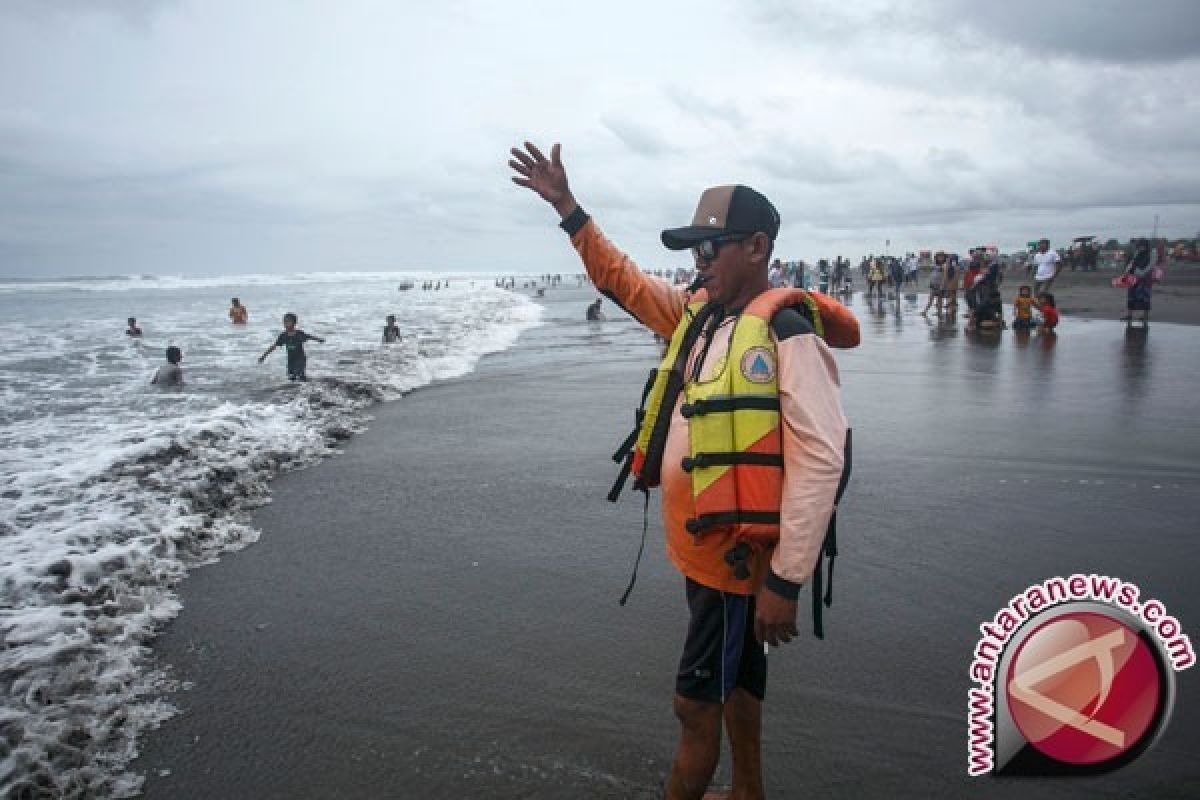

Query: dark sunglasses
[691,233,752,264]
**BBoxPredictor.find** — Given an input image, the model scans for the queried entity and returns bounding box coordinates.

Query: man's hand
[755,587,799,647]
[509,141,576,219]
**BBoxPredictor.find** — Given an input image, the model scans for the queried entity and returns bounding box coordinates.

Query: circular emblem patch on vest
[740,346,776,384]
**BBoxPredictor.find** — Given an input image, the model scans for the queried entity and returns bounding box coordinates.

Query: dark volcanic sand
[135,287,1200,799]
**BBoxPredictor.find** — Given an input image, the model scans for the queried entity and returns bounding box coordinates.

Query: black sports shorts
[676,577,767,703]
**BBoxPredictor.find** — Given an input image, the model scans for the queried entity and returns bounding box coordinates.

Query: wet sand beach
[135,287,1200,799]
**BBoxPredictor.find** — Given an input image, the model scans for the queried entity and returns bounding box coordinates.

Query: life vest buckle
[724,542,752,581]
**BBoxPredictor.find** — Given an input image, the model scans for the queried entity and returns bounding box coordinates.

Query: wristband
[765,568,802,600]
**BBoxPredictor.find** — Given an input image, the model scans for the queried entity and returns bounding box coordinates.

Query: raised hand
[509,141,576,217]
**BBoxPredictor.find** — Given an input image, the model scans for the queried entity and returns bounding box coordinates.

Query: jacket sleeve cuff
[559,206,590,237]
[764,568,802,600]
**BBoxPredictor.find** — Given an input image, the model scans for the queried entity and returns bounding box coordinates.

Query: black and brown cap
[661,185,781,250]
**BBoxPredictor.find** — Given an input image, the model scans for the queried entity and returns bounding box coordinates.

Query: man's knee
[674,694,721,732]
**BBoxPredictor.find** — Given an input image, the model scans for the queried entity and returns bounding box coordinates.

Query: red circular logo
[1006,611,1162,765]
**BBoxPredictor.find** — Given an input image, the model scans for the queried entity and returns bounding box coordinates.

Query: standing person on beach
[258,313,324,381]
[944,254,960,313]
[1120,239,1155,325]
[920,252,947,316]
[509,141,852,800]
[229,298,249,325]
[1032,239,1061,296]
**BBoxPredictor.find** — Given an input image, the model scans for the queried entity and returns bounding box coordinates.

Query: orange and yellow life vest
[608,288,857,633]
[625,288,857,544]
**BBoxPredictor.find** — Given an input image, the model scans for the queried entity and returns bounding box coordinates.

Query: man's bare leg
[723,688,764,800]
[666,694,723,800]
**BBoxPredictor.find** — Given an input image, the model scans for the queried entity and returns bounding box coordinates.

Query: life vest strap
[618,489,651,606]
[685,511,781,535]
[813,427,852,639]
[638,304,722,487]
[608,369,660,504]
[681,452,784,472]
[680,395,781,418]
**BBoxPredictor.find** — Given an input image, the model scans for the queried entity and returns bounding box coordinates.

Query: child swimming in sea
[151,346,184,387]
[258,313,325,381]
[229,297,249,325]
[382,314,402,344]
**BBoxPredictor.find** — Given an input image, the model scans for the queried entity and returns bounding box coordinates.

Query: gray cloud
[753,0,1200,65]
[601,117,676,157]
[1,0,173,30]
[1,0,1197,277]
[664,87,746,129]
[933,0,1200,65]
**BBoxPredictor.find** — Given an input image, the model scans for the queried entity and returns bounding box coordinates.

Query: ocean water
[0,272,543,797]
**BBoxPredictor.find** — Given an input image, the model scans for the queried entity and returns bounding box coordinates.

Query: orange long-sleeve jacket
[565,211,848,596]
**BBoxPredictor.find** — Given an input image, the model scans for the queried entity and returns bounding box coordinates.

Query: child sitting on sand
[1012,286,1036,331]
[1037,292,1059,334]
[258,312,325,381]
[126,317,143,337]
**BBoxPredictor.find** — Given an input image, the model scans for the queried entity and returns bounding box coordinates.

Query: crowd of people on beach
[756,236,1167,334]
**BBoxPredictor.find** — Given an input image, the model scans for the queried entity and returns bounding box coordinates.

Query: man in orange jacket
[510,141,848,800]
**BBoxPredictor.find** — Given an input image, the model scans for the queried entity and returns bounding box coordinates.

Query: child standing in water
[381,314,402,344]
[229,297,249,324]
[1012,286,1036,331]
[258,313,324,381]
[151,346,185,387]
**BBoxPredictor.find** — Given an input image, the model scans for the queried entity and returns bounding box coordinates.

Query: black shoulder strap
[812,427,852,639]
[635,303,720,489]
[607,369,657,503]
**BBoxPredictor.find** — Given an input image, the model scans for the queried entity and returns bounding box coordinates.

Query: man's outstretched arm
[509,141,687,338]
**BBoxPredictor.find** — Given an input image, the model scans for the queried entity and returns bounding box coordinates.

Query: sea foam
[0,275,542,797]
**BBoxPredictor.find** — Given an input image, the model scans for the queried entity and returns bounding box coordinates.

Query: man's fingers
[511,176,533,188]
[754,617,765,645]
[525,141,547,163]
[510,147,536,170]
[551,142,562,168]
[508,159,532,177]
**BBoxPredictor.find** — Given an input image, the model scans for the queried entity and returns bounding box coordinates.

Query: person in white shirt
[1032,239,1061,295]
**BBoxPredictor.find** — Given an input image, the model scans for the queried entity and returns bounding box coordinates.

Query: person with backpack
[509,141,856,800]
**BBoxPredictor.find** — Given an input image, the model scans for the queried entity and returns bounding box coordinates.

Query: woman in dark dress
[1121,239,1155,325]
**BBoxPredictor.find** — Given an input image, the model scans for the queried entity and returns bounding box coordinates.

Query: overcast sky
[2,0,1199,278]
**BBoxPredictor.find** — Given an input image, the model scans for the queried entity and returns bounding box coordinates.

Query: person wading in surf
[510,141,853,800]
